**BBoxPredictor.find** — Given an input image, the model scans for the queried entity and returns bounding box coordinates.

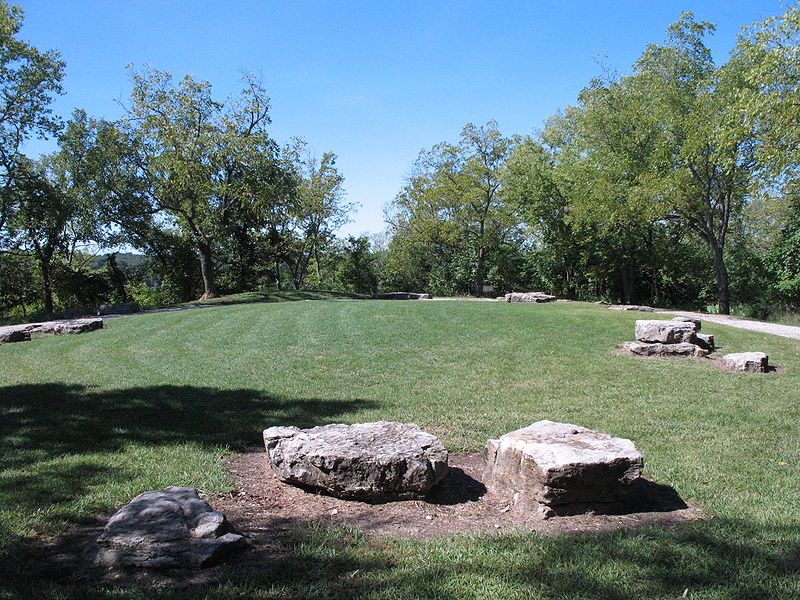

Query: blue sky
[18,0,787,237]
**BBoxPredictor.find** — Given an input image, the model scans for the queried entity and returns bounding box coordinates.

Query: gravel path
[655,309,800,341]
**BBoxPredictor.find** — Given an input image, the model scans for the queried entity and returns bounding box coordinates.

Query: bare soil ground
[36,452,707,587]
[213,453,707,542]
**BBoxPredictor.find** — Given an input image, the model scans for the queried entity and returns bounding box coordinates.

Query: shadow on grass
[5,517,798,600]
[0,383,376,470]
[216,518,798,600]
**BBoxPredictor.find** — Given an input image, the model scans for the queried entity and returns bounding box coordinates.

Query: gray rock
[484,420,643,513]
[721,352,769,373]
[635,319,698,344]
[694,332,715,351]
[0,325,32,343]
[608,305,655,312]
[622,341,708,357]
[0,318,103,344]
[93,486,247,568]
[35,318,103,335]
[97,302,140,315]
[505,292,557,303]
[263,421,448,502]
[671,316,701,331]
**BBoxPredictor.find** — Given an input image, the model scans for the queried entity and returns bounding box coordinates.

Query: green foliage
[732,6,800,177]
[769,197,800,305]
[387,122,519,295]
[0,1,64,241]
[336,236,379,294]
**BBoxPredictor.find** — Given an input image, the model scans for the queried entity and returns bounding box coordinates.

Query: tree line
[2,5,800,320]
[0,2,365,318]
[383,10,800,316]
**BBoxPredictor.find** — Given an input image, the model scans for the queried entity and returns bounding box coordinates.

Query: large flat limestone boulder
[505,292,556,303]
[608,305,655,312]
[263,421,448,502]
[93,486,247,568]
[635,319,698,344]
[721,352,769,373]
[622,341,708,357]
[484,421,643,514]
[0,318,102,344]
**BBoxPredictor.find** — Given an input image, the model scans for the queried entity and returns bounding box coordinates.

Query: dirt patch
[35,452,707,588]
[212,452,708,541]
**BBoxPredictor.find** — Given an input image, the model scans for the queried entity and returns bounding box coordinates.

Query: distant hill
[87,252,148,272]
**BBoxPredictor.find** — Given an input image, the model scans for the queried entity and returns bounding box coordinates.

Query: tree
[0,1,65,274]
[280,139,350,290]
[336,235,379,294]
[546,14,756,313]
[111,68,279,299]
[4,155,99,312]
[388,122,518,295]
[731,6,800,178]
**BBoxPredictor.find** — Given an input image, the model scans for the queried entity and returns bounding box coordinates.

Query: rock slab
[0,318,103,344]
[263,421,448,502]
[721,352,769,373]
[635,319,698,344]
[484,420,643,514]
[609,305,655,312]
[622,341,707,357]
[93,486,246,568]
[505,292,556,303]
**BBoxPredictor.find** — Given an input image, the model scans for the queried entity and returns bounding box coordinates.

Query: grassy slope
[0,301,798,599]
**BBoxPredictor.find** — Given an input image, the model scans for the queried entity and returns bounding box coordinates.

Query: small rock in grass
[721,352,769,373]
[93,486,247,568]
[694,332,715,351]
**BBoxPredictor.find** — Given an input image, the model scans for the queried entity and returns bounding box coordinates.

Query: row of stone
[93,419,645,568]
[263,420,642,515]
[501,291,557,303]
[622,317,769,372]
[623,317,714,357]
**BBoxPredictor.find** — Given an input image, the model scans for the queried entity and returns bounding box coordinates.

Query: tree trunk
[197,242,219,300]
[620,264,633,305]
[474,246,485,296]
[711,241,730,315]
[40,254,54,314]
[274,259,282,290]
[107,253,129,303]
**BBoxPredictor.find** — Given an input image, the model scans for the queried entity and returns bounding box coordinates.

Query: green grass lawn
[1,300,798,599]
